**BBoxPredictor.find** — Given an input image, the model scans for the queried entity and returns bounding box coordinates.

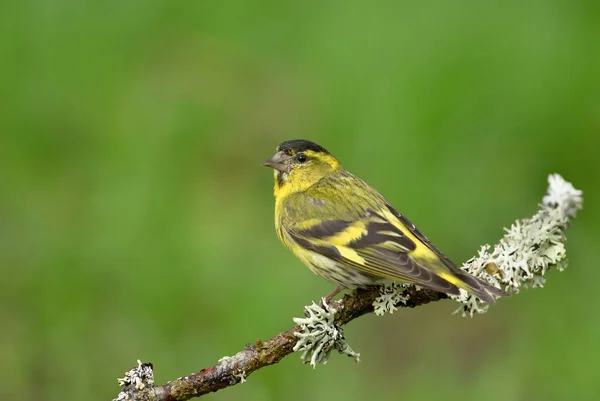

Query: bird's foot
[322,287,342,306]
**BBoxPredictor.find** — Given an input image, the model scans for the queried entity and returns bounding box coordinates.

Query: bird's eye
[297,154,307,163]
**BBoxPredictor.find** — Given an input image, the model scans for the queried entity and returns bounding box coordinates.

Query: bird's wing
[282,179,459,294]
[382,203,458,269]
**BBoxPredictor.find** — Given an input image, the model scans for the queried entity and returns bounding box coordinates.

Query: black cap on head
[276,139,330,155]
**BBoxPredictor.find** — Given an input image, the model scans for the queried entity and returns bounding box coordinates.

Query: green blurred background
[1,1,599,400]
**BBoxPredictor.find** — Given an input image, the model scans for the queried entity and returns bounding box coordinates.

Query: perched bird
[263,139,509,303]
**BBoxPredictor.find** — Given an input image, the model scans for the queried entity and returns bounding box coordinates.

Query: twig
[112,174,582,401]
[114,287,445,401]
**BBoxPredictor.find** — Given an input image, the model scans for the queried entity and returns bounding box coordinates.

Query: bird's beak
[263,151,292,173]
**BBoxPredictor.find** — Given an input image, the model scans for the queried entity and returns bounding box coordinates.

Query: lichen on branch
[293,300,360,367]
[372,174,582,318]
[452,173,582,315]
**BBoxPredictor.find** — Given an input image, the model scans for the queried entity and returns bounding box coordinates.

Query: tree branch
[112,174,582,401]
[114,287,446,401]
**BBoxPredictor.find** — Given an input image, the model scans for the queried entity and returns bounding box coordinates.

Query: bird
[263,139,509,303]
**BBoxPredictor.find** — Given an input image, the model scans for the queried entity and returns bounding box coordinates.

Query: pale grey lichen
[113,360,154,401]
[217,355,231,363]
[373,283,411,316]
[452,174,582,316]
[215,355,250,384]
[233,370,247,383]
[293,299,360,368]
[373,174,582,317]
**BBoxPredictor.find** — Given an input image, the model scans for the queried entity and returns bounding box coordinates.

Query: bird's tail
[439,266,510,304]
